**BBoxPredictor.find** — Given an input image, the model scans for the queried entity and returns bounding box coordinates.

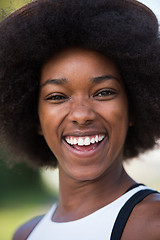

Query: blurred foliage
[0,0,31,20]
[0,155,57,240]
[0,0,48,205]
[0,158,44,205]
[0,2,57,239]
[0,0,31,10]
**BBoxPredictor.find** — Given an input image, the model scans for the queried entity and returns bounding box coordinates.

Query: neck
[53,164,135,222]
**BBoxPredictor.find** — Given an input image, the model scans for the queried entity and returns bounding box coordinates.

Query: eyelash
[45,94,68,102]
[94,89,117,98]
[45,89,117,103]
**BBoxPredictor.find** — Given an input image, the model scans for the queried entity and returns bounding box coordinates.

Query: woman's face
[38,48,130,181]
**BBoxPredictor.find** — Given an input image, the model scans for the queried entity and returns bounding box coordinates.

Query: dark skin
[13,48,160,239]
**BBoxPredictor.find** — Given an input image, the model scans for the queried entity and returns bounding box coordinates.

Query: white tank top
[27,185,152,240]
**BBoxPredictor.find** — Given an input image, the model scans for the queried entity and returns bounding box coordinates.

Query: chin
[65,166,107,182]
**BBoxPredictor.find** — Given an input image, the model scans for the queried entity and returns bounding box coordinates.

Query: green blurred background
[0,1,160,240]
[0,3,57,240]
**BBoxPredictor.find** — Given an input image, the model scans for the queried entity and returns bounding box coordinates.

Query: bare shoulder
[122,192,160,240]
[12,215,44,240]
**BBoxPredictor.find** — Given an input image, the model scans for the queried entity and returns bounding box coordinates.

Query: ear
[37,124,43,135]
[129,120,134,127]
[129,111,134,127]
[36,113,43,135]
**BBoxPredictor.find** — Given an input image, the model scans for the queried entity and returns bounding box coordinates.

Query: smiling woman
[38,48,129,182]
[0,0,160,240]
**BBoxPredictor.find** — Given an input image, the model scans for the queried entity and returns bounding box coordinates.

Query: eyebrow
[40,78,67,88]
[91,75,120,83]
[40,75,120,88]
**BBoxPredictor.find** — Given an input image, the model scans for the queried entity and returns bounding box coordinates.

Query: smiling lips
[64,134,105,150]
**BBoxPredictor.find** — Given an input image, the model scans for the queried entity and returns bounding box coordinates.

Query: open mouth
[64,134,106,152]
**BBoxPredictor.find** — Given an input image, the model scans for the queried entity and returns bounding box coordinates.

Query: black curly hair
[0,0,160,168]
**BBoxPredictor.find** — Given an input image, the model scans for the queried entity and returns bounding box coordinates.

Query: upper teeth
[65,135,105,146]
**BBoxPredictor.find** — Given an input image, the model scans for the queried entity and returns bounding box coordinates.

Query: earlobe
[36,113,43,135]
[129,115,134,127]
[129,120,134,127]
[129,111,134,127]
[37,124,43,135]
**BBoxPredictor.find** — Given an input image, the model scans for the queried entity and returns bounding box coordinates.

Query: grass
[0,205,44,240]
[0,188,57,240]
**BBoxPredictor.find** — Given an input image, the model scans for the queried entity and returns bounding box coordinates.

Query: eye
[94,89,118,99]
[45,93,68,103]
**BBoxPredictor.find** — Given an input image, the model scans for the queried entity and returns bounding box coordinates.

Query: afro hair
[0,0,160,167]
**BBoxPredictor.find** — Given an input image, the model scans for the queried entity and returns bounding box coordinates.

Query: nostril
[69,105,96,125]
[72,119,93,126]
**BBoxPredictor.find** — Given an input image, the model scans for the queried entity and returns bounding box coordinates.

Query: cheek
[96,97,129,136]
[112,102,129,125]
[38,105,62,158]
[38,103,69,138]
[38,103,56,137]
[98,97,128,119]
[108,100,129,151]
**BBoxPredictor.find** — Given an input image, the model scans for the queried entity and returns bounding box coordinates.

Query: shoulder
[122,192,160,240]
[12,215,44,240]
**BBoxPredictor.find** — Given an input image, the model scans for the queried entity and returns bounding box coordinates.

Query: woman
[0,0,160,239]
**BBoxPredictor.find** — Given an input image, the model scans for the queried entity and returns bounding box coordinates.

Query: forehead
[40,47,122,84]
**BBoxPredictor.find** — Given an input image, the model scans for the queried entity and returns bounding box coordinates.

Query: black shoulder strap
[110,189,158,240]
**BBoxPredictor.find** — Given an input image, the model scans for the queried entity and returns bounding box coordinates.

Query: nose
[68,101,96,126]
